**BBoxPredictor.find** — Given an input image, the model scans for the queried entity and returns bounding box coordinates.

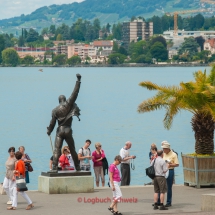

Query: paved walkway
[0,185,215,215]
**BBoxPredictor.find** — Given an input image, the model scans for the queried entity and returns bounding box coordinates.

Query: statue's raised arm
[67,74,81,107]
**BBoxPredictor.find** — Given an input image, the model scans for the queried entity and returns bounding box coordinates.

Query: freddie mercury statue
[47,74,81,172]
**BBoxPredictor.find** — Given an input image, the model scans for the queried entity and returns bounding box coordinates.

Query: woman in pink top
[92,142,105,187]
[108,155,122,215]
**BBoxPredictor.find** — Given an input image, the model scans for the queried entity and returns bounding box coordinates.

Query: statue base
[38,171,94,194]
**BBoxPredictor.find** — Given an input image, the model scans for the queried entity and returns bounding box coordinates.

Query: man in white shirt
[119,141,136,186]
[153,150,169,210]
[78,139,93,171]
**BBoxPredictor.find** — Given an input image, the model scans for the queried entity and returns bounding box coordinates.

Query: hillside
[0,0,207,34]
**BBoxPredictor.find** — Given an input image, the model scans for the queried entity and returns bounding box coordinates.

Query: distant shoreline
[0,63,210,68]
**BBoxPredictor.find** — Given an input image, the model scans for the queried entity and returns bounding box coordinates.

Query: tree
[108,53,126,64]
[41,27,49,35]
[56,34,63,41]
[93,18,101,39]
[178,37,199,58]
[138,67,215,154]
[2,48,19,66]
[151,36,167,48]
[118,46,128,56]
[21,55,34,65]
[18,36,25,47]
[195,36,205,51]
[52,54,67,65]
[66,55,81,65]
[49,25,56,34]
[135,54,151,64]
[26,28,39,42]
[150,42,168,61]
[0,35,5,63]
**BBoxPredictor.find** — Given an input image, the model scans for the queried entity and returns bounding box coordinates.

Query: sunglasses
[9,151,15,153]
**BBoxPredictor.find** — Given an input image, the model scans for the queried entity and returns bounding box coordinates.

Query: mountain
[0,0,205,34]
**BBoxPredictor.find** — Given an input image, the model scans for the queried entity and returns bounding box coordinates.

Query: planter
[181,153,215,188]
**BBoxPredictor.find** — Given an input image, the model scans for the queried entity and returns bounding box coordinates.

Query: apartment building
[67,43,97,59]
[93,40,113,56]
[122,19,153,48]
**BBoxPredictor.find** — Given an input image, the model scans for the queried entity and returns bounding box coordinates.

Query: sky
[0,0,83,20]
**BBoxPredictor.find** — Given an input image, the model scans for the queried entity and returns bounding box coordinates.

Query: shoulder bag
[16,171,28,192]
[145,158,156,179]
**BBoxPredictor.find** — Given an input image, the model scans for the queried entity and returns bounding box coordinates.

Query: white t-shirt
[78,147,91,167]
[119,148,130,164]
[67,154,75,170]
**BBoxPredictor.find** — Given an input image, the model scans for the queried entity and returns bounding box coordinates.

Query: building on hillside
[56,45,68,55]
[163,30,215,41]
[93,40,113,56]
[53,40,74,46]
[204,38,215,55]
[68,43,97,60]
[13,47,56,61]
[122,19,153,48]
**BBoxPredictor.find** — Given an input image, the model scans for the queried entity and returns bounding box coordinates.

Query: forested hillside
[0,0,199,29]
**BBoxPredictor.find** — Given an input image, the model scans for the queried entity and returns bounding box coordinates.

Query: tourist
[149,143,157,160]
[19,146,32,184]
[59,146,75,170]
[3,147,16,205]
[153,150,169,210]
[78,139,93,171]
[50,156,62,171]
[150,145,158,162]
[108,155,123,215]
[92,143,105,187]
[161,141,179,207]
[8,151,33,210]
[119,141,136,186]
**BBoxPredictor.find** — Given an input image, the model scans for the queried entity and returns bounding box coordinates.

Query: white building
[163,30,215,41]
[204,38,215,55]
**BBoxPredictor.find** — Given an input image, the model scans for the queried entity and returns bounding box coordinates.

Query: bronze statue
[47,74,81,172]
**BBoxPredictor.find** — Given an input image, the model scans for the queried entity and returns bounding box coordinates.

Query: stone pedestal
[38,171,94,194]
[201,194,215,211]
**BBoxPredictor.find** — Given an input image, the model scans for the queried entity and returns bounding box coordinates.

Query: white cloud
[0,0,83,20]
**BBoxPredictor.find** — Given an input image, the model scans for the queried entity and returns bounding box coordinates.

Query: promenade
[1,185,215,215]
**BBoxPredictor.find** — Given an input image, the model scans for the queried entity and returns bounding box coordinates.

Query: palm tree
[138,67,215,155]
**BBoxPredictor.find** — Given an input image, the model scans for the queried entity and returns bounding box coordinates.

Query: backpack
[81,147,91,156]
[172,149,178,157]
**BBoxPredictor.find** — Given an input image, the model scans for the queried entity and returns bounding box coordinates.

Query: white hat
[161,141,170,149]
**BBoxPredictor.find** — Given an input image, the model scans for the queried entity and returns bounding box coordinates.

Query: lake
[0,66,210,190]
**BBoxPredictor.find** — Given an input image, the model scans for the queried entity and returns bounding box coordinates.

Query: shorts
[81,165,91,171]
[94,166,105,182]
[110,181,122,202]
[154,176,167,193]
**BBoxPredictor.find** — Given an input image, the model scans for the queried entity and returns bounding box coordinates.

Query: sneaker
[7,201,12,205]
[165,204,172,207]
[160,205,168,210]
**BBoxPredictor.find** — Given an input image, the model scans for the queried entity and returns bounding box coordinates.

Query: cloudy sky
[0,0,83,20]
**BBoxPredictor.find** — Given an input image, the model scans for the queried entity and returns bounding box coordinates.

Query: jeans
[166,169,174,205]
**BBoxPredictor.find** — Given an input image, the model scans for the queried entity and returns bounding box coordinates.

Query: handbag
[16,173,28,192]
[0,183,6,195]
[26,163,33,172]
[145,158,156,179]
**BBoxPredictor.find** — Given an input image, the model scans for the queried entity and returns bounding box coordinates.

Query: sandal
[108,207,114,213]
[113,211,122,215]
[7,207,16,210]
[26,204,34,210]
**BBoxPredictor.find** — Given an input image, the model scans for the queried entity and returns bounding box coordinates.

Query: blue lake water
[0,66,211,190]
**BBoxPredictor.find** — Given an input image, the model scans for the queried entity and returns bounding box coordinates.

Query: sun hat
[161,141,170,149]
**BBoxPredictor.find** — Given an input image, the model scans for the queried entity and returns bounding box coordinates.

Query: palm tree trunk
[191,113,214,154]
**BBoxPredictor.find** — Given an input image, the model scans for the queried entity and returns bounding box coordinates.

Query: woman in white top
[3,147,16,205]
